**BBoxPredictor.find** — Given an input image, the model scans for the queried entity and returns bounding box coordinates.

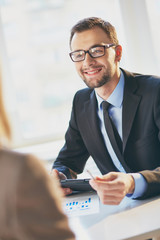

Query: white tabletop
[64,192,160,240]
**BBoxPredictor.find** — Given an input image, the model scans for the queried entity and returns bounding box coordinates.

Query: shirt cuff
[127,173,147,198]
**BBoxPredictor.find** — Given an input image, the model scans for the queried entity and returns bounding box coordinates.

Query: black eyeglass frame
[69,43,116,62]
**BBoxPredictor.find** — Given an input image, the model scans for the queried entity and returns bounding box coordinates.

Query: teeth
[86,69,99,74]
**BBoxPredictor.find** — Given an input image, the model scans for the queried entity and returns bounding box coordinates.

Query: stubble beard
[82,71,112,89]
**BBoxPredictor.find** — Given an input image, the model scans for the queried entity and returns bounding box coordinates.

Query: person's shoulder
[122,68,160,87]
[134,72,160,82]
[0,148,26,162]
[0,147,44,172]
[135,73,160,90]
[74,87,94,101]
[76,87,93,95]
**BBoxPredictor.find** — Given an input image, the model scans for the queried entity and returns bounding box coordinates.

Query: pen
[86,169,95,180]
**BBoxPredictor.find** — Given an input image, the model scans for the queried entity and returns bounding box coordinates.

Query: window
[0,0,159,149]
[146,0,160,72]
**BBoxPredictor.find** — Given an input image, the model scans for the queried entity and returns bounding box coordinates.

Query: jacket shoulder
[122,68,160,83]
[0,148,44,173]
[74,88,94,102]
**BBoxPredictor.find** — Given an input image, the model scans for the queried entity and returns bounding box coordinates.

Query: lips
[83,68,102,76]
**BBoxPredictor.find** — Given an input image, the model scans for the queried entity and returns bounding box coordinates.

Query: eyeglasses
[69,44,115,62]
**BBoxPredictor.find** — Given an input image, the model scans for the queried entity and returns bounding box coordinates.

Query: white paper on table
[63,192,99,217]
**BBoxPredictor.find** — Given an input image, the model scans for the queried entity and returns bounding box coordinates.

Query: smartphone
[60,178,94,192]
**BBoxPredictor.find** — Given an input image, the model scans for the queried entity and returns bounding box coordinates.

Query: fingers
[90,179,126,205]
[89,178,126,195]
[51,169,73,196]
[51,169,67,180]
[51,169,59,178]
[89,172,134,205]
[95,172,120,181]
[89,173,123,190]
[62,187,73,196]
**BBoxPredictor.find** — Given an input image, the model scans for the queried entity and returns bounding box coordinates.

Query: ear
[115,45,122,62]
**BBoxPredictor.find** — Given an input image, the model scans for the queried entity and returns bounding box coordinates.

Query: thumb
[51,169,59,178]
[96,172,117,182]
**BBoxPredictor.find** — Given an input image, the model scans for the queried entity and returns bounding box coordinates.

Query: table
[64,192,160,240]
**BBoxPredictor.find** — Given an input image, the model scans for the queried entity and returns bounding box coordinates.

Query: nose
[83,52,96,67]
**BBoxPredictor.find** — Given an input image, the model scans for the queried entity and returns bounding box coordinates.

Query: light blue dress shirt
[95,71,147,198]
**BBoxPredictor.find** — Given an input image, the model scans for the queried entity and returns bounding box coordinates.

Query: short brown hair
[70,17,119,47]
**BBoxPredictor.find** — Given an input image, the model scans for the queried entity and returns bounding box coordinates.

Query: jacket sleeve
[139,168,160,199]
[16,154,75,240]
[53,92,90,178]
[138,85,160,199]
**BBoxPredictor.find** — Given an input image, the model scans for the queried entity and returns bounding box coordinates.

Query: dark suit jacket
[53,69,160,199]
[0,148,75,240]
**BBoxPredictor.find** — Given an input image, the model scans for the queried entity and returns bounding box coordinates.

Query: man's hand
[51,169,72,196]
[89,172,135,205]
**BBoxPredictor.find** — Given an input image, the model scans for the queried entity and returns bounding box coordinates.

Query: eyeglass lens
[71,46,105,62]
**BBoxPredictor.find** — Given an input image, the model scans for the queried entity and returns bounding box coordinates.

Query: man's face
[70,27,121,89]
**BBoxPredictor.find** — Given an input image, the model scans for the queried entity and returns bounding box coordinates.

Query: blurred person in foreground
[53,17,160,205]
[0,64,75,239]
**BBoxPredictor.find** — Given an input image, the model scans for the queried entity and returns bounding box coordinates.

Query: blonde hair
[0,64,11,144]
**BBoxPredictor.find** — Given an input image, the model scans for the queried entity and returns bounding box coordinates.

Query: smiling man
[53,17,160,205]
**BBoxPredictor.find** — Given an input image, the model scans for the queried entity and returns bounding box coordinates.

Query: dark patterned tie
[102,101,122,156]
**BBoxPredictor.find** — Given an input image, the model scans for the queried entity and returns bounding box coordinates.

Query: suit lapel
[122,70,142,151]
[83,91,106,152]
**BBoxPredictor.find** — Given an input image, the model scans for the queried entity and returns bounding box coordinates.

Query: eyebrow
[89,44,104,48]
[72,44,105,53]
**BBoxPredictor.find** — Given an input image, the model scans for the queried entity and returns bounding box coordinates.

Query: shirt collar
[96,70,124,109]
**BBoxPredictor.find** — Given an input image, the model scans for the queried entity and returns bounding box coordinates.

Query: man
[53,17,160,205]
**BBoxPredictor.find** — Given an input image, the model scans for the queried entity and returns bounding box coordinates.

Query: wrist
[128,174,135,194]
